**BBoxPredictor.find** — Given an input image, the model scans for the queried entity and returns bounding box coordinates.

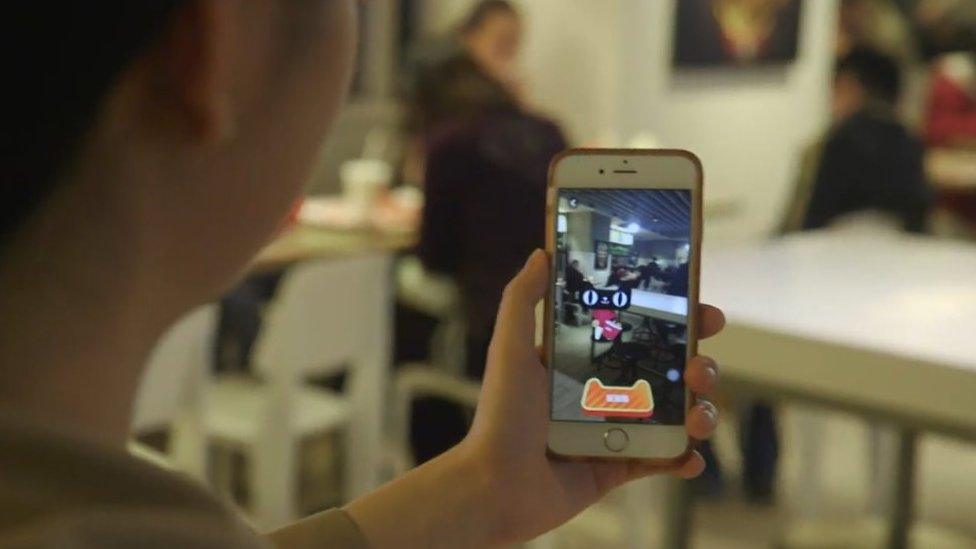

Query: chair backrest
[253,255,384,380]
[131,304,217,433]
[394,255,466,376]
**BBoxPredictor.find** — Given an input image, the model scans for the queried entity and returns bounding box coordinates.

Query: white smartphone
[544,149,703,461]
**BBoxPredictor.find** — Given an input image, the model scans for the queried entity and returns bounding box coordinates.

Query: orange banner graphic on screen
[581,378,654,419]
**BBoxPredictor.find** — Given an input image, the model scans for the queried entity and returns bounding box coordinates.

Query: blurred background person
[705,45,934,503]
[401,0,524,187]
[922,48,976,237]
[409,0,567,463]
[606,263,639,288]
[907,0,976,241]
[666,260,690,298]
[564,259,587,302]
[718,44,933,503]
[636,257,662,290]
[782,47,932,234]
[924,51,976,149]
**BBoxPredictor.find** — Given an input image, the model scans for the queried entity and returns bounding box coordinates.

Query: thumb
[492,249,549,350]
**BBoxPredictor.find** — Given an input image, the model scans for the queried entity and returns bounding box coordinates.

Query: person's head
[460,1,522,78]
[832,47,901,122]
[839,0,874,36]
[5,1,356,321]
[571,259,579,269]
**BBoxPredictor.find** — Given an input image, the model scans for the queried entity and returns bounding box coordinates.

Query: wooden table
[252,223,418,272]
[656,232,976,548]
[252,222,416,499]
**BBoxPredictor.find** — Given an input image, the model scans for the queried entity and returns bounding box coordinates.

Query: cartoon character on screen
[591,310,622,341]
[581,286,631,342]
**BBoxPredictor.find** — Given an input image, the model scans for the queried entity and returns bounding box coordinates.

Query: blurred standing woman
[415,1,569,463]
[403,0,526,186]
[418,3,563,379]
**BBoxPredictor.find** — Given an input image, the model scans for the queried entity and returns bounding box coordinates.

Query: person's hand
[458,249,725,545]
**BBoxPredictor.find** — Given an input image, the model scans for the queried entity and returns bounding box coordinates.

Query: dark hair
[835,47,902,105]
[459,0,518,35]
[3,3,183,246]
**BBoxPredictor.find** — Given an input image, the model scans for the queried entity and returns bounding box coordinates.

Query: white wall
[519,0,838,244]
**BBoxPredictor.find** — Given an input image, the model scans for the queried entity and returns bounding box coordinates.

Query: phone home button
[603,428,629,452]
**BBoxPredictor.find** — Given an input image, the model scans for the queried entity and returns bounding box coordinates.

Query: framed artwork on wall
[673,0,802,67]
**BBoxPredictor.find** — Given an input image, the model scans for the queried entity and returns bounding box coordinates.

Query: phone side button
[603,428,629,452]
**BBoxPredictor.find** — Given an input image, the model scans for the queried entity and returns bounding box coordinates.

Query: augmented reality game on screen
[551,188,692,425]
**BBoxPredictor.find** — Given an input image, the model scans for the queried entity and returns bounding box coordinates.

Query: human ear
[157,0,238,142]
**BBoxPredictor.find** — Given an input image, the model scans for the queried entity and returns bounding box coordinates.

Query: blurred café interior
[130,0,976,547]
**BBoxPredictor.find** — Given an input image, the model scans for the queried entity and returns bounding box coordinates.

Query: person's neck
[0,181,171,446]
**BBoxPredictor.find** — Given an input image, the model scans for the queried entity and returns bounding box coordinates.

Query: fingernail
[525,249,545,267]
[704,365,718,384]
[698,401,717,420]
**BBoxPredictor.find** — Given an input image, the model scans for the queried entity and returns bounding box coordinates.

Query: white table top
[700,231,976,436]
[628,290,688,324]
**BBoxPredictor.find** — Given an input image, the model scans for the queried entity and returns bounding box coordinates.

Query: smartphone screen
[550,188,692,426]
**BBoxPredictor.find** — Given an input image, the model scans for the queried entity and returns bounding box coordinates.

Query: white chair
[390,365,480,474]
[184,254,392,529]
[131,304,216,480]
[391,262,564,549]
[389,257,472,470]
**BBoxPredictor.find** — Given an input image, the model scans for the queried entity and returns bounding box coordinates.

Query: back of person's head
[835,47,902,106]
[4,3,182,248]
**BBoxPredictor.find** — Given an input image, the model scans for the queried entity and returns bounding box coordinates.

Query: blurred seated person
[922,52,976,233]
[637,258,662,289]
[562,259,590,323]
[725,46,935,503]
[782,47,932,234]
[925,51,976,149]
[666,261,689,298]
[418,1,568,462]
[564,259,587,301]
[606,265,639,288]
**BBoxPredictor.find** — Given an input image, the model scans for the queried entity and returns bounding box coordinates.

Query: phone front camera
[599,169,605,174]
